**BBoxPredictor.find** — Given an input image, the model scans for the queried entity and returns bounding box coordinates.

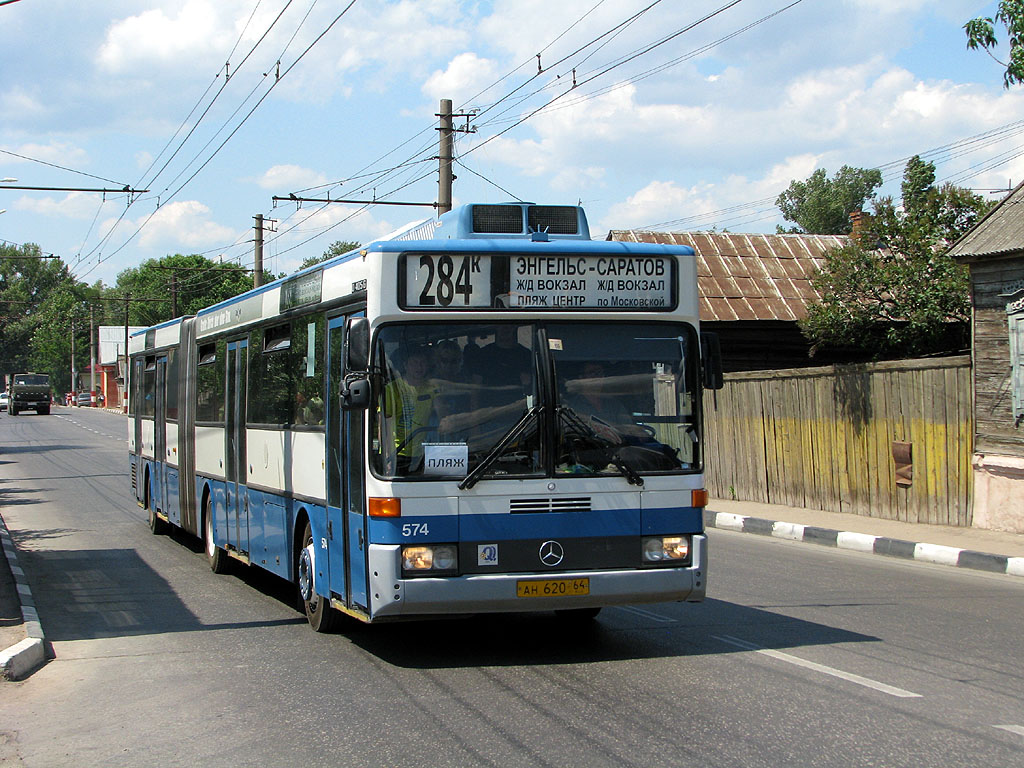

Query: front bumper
[367,533,707,619]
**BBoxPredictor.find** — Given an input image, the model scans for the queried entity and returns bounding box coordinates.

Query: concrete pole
[438,99,454,215]
[90,305,97,407]
[71,319,77,406]
[254,214,264,288]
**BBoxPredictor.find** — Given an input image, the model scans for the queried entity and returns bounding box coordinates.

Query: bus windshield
[370,321,699,481]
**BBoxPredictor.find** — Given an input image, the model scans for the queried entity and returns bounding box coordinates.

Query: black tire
[204,495,230,574]
[38,405,50,415]
[554,607,602,622]
[298,521,340,633]
[8,405,16,416]
[148,504,168,536]
[145,475,166,536]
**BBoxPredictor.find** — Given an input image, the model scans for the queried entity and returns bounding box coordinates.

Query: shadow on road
[18,546,306,643]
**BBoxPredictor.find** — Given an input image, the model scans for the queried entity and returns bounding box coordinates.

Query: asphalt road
[1,408,1023,767]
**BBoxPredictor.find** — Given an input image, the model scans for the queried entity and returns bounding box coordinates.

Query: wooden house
[607,230,856,371]
[950,180,1024,533]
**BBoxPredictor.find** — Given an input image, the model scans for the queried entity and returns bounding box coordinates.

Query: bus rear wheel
[148,500,168,535]
[204,496,230,574]
[298,521,340,633]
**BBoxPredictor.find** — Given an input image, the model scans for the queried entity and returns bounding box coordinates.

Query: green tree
[800,157,993,357]
[111,253,253,326]
[776,166,884,235]
[0,242,88,386]
[298,240,361,271]
[965,1,1024,87]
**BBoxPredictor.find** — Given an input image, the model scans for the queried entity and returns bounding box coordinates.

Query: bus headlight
[402,544,458,575]
[642,535,690,563]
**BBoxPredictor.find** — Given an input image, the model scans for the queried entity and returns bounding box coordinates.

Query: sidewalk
[0,512,45,681]
[705,498,1024,576]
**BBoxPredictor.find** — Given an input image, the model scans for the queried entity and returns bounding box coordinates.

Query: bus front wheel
[298,521,340,633]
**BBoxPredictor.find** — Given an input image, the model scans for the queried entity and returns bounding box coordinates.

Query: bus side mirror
[346,317,369,372]
[700,332,723,390]
[341,377,371,410]
[342,317,370,410]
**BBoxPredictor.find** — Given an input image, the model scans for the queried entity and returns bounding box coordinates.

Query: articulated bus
[129,202,722,630]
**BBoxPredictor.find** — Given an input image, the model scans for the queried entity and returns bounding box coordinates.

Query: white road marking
[713,634,922,698]
[994,725,1024,737]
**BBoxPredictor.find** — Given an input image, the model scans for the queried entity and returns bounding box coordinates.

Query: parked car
[76,392,102,406]
[0,392,8,411]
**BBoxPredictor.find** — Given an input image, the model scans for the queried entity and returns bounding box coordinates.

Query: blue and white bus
[129,202,721,629]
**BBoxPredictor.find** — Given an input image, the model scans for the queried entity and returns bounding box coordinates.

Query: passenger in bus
[476,325,532,391]
[382,347,439,471]
[295,389,324,426]
[564,361,647,443]
[431,341,472,421]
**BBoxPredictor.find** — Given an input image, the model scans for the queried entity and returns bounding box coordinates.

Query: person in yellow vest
[382,347,439,472]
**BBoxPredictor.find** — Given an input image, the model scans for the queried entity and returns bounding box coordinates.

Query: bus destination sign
[403,253,675,311]
[508,255,673,309]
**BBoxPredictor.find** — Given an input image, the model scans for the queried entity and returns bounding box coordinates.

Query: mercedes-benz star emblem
[539,540,564,567]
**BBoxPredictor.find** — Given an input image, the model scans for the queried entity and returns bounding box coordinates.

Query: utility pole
[438,99,454,215]
[90,305,97,407]
[122,294,130,412]
[170,274,178,318]
[254,214,264,288]
[71,319,77,407]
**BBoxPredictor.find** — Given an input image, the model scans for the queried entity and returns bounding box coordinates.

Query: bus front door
[225,339,249,558]
[326,316,368,610]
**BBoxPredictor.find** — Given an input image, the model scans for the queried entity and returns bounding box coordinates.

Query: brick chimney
[849,210,865,242]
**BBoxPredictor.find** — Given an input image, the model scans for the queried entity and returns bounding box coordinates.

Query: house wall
[967,256,1024,532]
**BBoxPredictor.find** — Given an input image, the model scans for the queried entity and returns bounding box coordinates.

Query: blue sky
[1,0,1021,285]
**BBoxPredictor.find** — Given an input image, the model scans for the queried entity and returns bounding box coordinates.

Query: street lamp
[0,178,17,183]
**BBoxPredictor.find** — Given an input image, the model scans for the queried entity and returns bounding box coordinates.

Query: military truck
[9,373,52,415]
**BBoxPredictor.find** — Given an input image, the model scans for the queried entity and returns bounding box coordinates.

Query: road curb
[704,509,1024,578]
[0,512,46,681]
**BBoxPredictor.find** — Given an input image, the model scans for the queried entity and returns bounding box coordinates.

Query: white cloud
[253,164,329,192]
[0,86,47,120]
[14,191,120,221]
[4,141,90,169]
[422,52,500,106]
[98,1,225,72]
[117,200,239,250]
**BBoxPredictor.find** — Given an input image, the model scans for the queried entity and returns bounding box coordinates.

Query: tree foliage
[299,240,361,271]
[111,253,253,327]
[965,0,1024,88]
[776,165,883,235]
[800,157,993,357]
[0,243,90,389]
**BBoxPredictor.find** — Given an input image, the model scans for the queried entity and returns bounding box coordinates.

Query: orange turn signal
[691,489,709,508]
[368,497,402,518]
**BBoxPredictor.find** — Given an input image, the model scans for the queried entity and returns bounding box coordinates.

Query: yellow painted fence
[701,356,973,526]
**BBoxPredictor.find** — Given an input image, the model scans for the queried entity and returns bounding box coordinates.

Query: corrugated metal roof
[608,230,848,321]
[948,180,1024,260]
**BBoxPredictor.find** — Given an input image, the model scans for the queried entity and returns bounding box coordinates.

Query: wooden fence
[702,356,973,526]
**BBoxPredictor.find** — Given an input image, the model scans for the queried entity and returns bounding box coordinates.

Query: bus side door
[225,338,249,558]
[154,354,168,518]
[326,315,368,610]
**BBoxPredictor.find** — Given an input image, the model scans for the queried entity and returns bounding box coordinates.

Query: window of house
[1009,309,1024,425]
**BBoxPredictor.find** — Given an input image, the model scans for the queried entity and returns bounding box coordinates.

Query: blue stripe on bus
[369,506,704,545]
[642,506,704,535]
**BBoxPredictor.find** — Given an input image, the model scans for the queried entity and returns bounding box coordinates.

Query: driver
[382,348,439,470]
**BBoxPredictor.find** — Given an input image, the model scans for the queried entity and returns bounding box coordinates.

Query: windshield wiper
[558,406,644,486]
[459,405,542,490]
